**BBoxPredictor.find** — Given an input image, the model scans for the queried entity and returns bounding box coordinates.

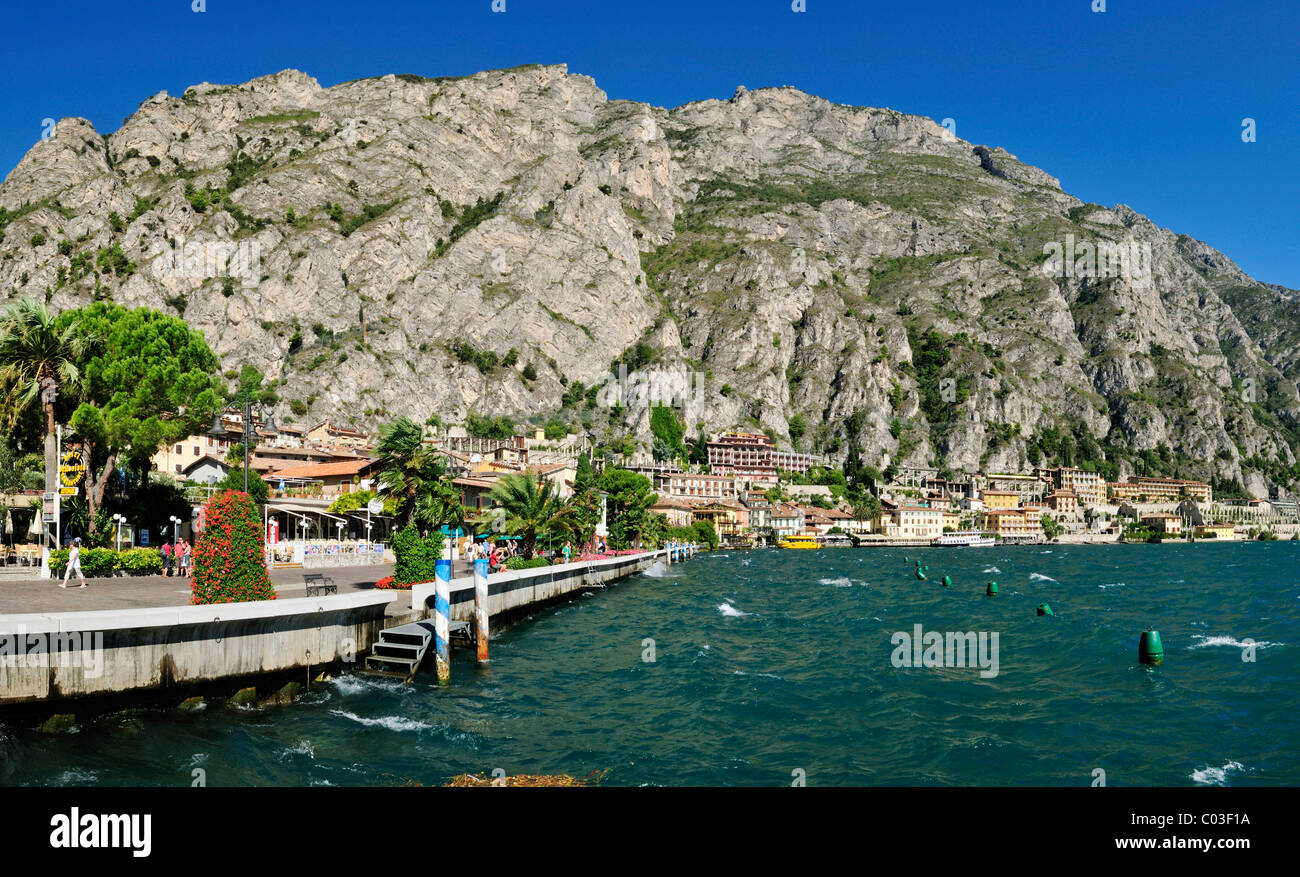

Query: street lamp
[169,515,181,544]
[335,520,344,544]
[112,513,127,552]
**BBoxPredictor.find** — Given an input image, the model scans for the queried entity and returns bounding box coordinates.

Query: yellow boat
[777,534,820,549]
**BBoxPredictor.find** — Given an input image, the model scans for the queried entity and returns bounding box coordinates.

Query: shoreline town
[1,400,1296,714]
[6,420,1294,580]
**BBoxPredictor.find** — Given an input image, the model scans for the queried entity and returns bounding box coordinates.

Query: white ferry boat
[930,531,996,547]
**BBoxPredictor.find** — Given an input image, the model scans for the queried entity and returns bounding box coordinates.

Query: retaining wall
[0,592,396,706]
[409,550,667,621]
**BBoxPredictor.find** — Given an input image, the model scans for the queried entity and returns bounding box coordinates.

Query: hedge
[504,556,552,570]
[48,547,164,577]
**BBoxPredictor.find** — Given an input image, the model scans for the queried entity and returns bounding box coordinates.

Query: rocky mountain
[2,64,1298,495]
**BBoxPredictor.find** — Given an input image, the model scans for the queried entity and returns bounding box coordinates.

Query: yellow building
[941,509,960,531]
[1141,514,1182,534]
[1193,523,1236,539]
[982,509,1042,540]
[981,490,1020,510]
[884,506,945,539]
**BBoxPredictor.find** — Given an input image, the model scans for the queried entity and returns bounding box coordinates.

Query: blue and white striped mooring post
[666,541,673,566]
[434,558,452,684]
[473,558,490,664]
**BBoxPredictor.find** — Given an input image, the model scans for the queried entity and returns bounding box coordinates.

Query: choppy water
[2,543,1298,786]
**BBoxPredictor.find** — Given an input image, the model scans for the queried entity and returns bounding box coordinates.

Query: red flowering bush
[375,575,434,591]
[191,490,277,604]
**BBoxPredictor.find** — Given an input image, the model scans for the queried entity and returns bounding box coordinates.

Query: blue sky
[3,0,1297,286]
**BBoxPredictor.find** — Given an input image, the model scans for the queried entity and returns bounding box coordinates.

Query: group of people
[469,538,516,571]
[160,538,192,578]
[57,536,192,589]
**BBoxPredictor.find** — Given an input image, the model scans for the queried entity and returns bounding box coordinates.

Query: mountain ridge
[1,63,1297,497]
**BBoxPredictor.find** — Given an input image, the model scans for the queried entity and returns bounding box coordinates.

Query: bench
[303,572,337,596]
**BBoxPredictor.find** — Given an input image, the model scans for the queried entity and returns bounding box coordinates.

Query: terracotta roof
[263,459,375,479]
[650,498,694,510]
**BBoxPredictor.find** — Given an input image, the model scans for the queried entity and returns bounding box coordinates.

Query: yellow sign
[58,449,86,489]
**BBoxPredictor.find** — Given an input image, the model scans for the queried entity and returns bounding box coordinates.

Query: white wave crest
[1188,635,1282,650]
[983,566,1001,574]
[1191,761,1246,786]
[330,674,407,696]
[818,576,854,588]
[328,709,432,733]
[717,602,750,617]
[1029,572,1057,582]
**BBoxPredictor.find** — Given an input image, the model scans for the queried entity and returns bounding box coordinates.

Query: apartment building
[980,489,1021,510]
[1141,513,1183,534]
[878,506,945,539]
[1040,467,1106,507]
[982,508,1042,540]
[660,472,741,501]
[707,431,816,478]
[1109,476,1212,504]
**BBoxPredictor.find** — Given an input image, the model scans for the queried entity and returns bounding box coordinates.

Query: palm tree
[0,298,94,496]
[487,473,571,559]
[375,416,446,527]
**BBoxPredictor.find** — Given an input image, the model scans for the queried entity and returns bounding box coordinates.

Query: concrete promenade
[0,563,411,617]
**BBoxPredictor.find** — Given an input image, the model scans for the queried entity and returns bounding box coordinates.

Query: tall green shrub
[392,524,446,585]
[191,490,276,604]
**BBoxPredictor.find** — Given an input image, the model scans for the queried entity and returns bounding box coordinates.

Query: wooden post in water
[474,558,490,663]
[434,559,452,684]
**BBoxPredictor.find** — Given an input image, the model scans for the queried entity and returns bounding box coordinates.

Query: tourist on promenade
[562,542,572,563]
[177,538,192,578]
[161,540,174,577]
[59,537,86,589]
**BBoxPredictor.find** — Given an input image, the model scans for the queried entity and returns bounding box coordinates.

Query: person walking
[59,537,86,589]
[161,539,174,577]
[562,541,572,564]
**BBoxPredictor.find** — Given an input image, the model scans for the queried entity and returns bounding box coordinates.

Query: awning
[265,503,347,524]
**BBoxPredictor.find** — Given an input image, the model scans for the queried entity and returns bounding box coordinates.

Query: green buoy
[904,556,910,563]
[986,581,998,596]
[1036,602,1053,616]
[916,569,927,580]
[941,575,952,588]
[1139,629,1164,665]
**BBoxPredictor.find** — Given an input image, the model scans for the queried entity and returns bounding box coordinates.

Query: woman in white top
[59,538,86,589]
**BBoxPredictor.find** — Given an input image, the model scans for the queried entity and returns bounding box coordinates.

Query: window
[175,444,183,455]
[194,446,200,456]
[174,464,182,474]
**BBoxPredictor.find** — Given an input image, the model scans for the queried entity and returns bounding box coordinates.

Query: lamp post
[241,391,252,494]
[169,515,181,544]
[335,520,344,544]
[112,513,126,552]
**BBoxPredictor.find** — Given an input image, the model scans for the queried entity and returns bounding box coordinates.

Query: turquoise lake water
[2,542,1297,786]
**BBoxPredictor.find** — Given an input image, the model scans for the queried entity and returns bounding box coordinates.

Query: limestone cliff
[1,65,1297,494]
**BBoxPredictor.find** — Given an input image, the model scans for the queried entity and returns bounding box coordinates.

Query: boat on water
[777,534,821,549]
[930,531,996,547]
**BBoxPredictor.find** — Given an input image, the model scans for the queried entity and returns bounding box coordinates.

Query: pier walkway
[0,562,408,616]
